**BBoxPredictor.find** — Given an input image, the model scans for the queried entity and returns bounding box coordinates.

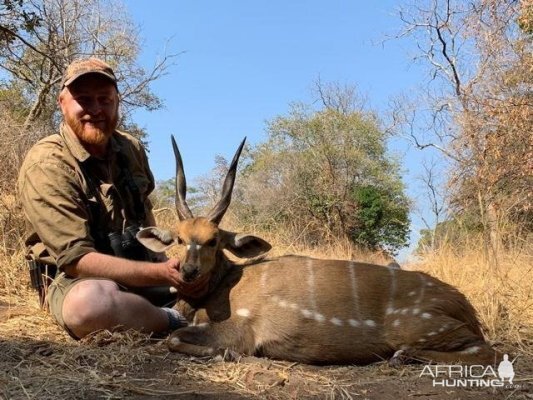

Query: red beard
[66,113,118,147]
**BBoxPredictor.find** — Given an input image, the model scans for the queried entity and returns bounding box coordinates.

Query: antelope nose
[182,264,199,282]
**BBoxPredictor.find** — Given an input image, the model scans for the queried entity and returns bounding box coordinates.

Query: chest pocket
[99,183,125,231]
[81,161,124,226]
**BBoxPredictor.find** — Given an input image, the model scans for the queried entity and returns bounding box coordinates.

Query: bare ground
[1,303,532,400]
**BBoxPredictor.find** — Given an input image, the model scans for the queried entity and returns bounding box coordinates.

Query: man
[17,58,207,339]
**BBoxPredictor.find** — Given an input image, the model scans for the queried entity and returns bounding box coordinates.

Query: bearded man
[17,58,207,339]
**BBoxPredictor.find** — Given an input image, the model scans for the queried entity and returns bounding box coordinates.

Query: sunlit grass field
[2,200,532,352]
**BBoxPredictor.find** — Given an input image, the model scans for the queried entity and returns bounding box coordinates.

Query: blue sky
[123,1,435,260]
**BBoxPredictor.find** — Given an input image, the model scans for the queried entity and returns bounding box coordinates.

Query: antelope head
[137,135,271,285]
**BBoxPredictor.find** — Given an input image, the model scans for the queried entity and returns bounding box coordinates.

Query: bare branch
[0,25,61,70]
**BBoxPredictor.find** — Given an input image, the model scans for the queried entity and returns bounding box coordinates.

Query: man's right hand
[161,258,210,299]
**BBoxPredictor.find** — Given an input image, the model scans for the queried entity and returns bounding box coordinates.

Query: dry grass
[409,235,533,354]
[1,206,533,398]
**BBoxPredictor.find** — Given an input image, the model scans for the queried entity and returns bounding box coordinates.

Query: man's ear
[58,89,66,111]
[136,227,178,253]
[220,230,272,258]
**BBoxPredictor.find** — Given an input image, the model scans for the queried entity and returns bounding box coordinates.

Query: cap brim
[63,71,117,87]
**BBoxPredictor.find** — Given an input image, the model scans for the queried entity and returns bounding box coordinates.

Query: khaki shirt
[17,123,156,269]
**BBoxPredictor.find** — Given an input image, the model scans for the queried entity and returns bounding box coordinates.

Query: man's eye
[76,96,90,104]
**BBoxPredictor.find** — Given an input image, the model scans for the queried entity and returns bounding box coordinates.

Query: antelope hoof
[389,349,410,367]
[213,348,242,362]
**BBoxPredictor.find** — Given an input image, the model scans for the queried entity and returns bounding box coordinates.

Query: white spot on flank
[401,308,409,315]
[307,259,318,311]
[348,262,360,319]
[289,303,298,310]
[412,308,420,315]
[387,265,398,321]
[461,346,480,354]
[408,291,416,296]
[236,308,251,318]
[271,295,280,303]
[386,307,394,315]
[415,273,426,305]
[278,300,288,308]
[314,313,326,323]
[438,327,446,333]
[348,319,361,327]
[393,319,400,327]
[301,309,313,318]
[418,338,427,343]
[427,331,437,336]
[427,282,434,287]
[364,320,376,327]
[330,317,343,326]
[421,313,432,319]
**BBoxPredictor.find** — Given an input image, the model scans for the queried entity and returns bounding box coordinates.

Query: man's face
[59,74,119,148]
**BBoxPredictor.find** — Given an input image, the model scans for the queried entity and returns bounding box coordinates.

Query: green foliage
[150,178,201,213]
[234,84,410,254]
[416,215,483,254]
[0,85,29,121]
[351,185,409,252]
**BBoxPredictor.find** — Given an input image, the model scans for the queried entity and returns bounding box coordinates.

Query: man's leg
[48,274,176,339]
[62,279,170,339]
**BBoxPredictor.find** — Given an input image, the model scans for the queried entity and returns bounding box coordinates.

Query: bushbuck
[137,136,499,366]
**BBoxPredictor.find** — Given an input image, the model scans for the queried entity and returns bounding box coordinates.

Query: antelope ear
[221,230,272,258]
[136,227,178,253]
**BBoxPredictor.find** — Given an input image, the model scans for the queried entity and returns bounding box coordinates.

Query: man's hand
[162,258,210,299]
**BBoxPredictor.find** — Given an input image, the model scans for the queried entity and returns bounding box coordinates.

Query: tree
[1,0,41,47]
[392,0,531,256]
[0,0,177,195]
[416,159,448,251]
[234,82,410,254]
[0,0,176,133]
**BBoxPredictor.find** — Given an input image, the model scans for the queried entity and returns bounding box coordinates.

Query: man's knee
[62,279,121,336]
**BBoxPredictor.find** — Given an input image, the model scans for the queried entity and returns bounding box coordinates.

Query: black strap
[116,151,146,224]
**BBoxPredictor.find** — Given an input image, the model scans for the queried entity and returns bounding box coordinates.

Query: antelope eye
[176,236,184,245]
[205,238,217,247]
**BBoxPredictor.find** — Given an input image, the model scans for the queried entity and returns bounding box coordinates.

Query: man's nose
[85,99,103,115]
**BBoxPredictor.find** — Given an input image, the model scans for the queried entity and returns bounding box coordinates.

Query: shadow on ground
[1,304,531,400]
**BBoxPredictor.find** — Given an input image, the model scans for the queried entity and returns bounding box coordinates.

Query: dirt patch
[1,305,532,400]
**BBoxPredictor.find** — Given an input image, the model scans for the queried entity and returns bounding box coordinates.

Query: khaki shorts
[47,273,177,339]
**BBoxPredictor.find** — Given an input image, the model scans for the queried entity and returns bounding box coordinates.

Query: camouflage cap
[61,57,117,88]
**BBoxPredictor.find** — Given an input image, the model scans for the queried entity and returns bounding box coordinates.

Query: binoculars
[108,225,148,261]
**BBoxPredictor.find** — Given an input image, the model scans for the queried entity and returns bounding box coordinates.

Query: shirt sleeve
[19,160,96,269]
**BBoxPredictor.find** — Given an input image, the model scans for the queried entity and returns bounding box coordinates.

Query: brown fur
[138,224,500,366]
